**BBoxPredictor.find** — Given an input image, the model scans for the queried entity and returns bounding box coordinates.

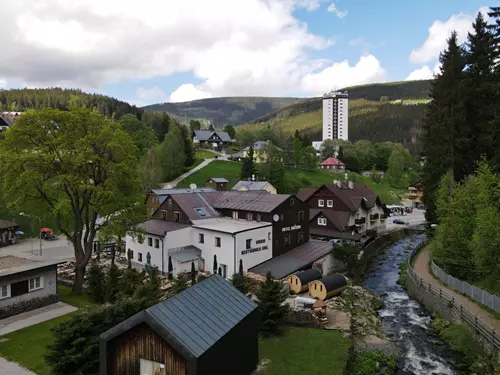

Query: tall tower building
[322,90,348,141]
[312,90,348,151]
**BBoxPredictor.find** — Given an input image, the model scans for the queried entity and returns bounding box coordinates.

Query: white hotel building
[312,91,349,151]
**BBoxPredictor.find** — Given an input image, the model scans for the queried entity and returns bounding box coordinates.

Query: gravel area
[0,357,37,375]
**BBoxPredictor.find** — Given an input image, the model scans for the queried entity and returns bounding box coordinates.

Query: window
[298,211,304,222]
[318,199,324,207]
[320,285,323,292]
[130,250,134,259]
[174,211,180,222]
[246,239,252,249]
[161,210,167,220]
[148,237,153,247]
[298,232,304,242]
[233,211,238,219]
[256,214,261,222]
[317,218,327,226]
[0,284,10,299]
[246,212,253,221]
[268,232,271,240]
[284,233,290,246]
[154,239,160,249]
[138,253,143,262]
[29,277,42,292]
[215,237,221,247]
[327,200,333,208]
[195,208,208,217]
[290,198,294,205]
[167,199,172,209]
[140,358,165,375]
[199,233,204,244]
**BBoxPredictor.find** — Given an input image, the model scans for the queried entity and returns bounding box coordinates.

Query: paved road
[0,357,37,375]
[413,248,500,332]
[0,237,74,261]
[384,209,426,232]
[162,158,214,188]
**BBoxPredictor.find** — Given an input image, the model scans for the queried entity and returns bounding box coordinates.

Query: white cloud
[327,1,347,18]
[301,55,386,94]
[405,63,441,81]
[137,86,166,100]
[410,7,490,64]
[0,78,6,88]
[169,84,213,102]
[0,0,384,102]
[349,37,364,47]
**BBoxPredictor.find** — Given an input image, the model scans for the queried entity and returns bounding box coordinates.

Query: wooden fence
[407,244,500,352]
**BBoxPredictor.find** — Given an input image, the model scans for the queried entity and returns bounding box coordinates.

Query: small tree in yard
[87,261,105,303]
[218,266,222,276]
[170,274,189,296]
[105,264,123,304]
[134,266,162,304]
[168,255,173,280]
[231,273,248,295]
[239,259,244,277]
[256,272,288,337]
[118,268,145,299]
[213,254,218,274]
[191,262,196,285]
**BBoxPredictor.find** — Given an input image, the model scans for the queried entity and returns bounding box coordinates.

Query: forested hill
[0,88,143,119]
[142,97,302,126]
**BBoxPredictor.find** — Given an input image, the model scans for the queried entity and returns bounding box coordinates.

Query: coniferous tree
[256,272,288,337]
[118,268,144,299]
[87,261,105,303]
[168,256,173,280]
[191,262,196,285]
[170,274,189,296]
[240,146,256,180]
[134,266,162,303]
[422,31,466,223]
[180,124,196,167]
[104,264,123,303]
[231,273,248,295]
[218,266,222,276]
[239,259,244,277]
[213,254,218,274]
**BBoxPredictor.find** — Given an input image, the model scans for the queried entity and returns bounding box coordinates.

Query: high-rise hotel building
[312,91,348,151]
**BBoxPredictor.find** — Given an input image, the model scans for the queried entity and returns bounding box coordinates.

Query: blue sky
[0,0,491,105]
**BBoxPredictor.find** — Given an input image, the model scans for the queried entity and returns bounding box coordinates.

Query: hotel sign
[282,225,301,232]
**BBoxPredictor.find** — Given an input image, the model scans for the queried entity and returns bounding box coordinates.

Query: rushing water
[363,234,460,375]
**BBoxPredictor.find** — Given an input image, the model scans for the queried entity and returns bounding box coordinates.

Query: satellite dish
[273,214,280,222]
[190,183,197,190]
[165,184,173,189]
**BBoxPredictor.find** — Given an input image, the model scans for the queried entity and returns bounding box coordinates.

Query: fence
[431,261,500,313]
[407,244,500,352]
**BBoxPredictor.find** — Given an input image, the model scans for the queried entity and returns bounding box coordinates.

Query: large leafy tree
[158,124,185,181]
[223,124,236,139]
[118,114,157,158]
[0,107,142,294]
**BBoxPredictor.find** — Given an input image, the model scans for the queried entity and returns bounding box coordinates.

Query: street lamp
[19,212,42,256]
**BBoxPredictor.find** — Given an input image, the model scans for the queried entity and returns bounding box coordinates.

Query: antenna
[190,183,197,191]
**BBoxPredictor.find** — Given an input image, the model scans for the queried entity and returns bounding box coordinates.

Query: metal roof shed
[100,275,259,375]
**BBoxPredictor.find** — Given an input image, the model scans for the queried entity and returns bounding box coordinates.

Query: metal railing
[431,261,500,313]
[407,244,500,351]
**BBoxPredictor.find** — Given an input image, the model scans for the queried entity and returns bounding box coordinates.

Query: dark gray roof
[193,130,232,142]
[317,274,347,291]
[232,180,272,192]
[293,268,322,284]
[243,141,283,151]
[213,191,291,213]
[310,227,363,241]
[148,188,216,206]
[208,178,229,183]
[138,219,190,236]
[249,240,333,279]
[100,275,257,358]
[0,219,19,230]
[170,192,222,220]
[309,209,350,231]
[0,117,13,127]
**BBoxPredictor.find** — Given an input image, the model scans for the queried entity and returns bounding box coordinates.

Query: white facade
[125,219,273,279]
[313,91,348,151]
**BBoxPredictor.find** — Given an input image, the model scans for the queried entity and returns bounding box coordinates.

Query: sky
[0,0,495,106]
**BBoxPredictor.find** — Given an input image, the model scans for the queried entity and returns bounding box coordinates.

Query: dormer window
[318,199,324,207]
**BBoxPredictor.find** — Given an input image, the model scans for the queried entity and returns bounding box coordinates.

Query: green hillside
[142,97,303,127]
[176,160,403,204]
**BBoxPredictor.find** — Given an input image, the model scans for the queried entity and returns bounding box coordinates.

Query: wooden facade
[106,323,187,375]
[152,197,190,224]
[205,179,228,191]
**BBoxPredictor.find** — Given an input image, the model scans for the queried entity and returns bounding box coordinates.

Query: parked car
[392,219,409,225]
[404,207,413,214]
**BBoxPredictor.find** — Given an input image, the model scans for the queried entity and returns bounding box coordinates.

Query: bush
[118,268,145,300]
[256,272,288,337]
[0,294,59,319]
[346,349,397,375]
[105,264,123,303]
[134,266,162,304]
[45,297,155,375]
[231,273,249,294]
[87,261,105,303]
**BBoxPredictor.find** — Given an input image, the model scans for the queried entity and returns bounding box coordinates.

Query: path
[162,158,214,188]
[0,302,77,336]
[0,357,37,375]
[413,248,500,332]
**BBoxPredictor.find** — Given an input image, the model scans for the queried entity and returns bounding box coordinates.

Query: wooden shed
[205,178,229,191]
[100,275,259,375]
[287,268,322,293]
[309,273,347,300]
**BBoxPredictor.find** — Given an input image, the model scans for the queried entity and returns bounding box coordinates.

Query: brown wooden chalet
[205,177,228,191]
[147,190,309,257]
[297,181,387,241]
[100,275,258,375]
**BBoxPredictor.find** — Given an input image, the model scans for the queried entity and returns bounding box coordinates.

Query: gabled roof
[322,182,380,212]
[138,219,190,236]
[0,116,13,127]
[100,275,257,358]
[232,180,272,192]
[243,141,283,151]
[146,188,216,205]
[0,219,19,230]
[213,191,291,213]
[309,209,350,232]
[320,157,345,166]
[193,130,232,142]
[310,227,363,241]
[207,178,229,183]
[296,188,318,202]
[170,192,223,220]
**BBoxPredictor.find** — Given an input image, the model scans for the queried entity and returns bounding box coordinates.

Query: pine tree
[256,272,288,337]
[170,274,189,296]
[87,261,105,303]
[180,125,196,167]
[422,31,466,223]
[168,256,173,280]
[239,259,244,277]
[191,262,196,285]
[231,273,248,295]
[118,268,144,299]
[218,266,222,276]
[213,254,218,274]
[240,146,256,180]
[104,264,123,303]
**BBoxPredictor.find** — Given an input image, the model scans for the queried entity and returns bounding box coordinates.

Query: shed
[205,178,229,191]
[309,273,347,300]
[287,268,322,293]
[100,275,259,375]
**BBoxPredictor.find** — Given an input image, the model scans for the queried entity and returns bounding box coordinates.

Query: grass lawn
[259,327,351,375]
[0,286,99,375]
[196,149,216,159]
[177,160,242,188]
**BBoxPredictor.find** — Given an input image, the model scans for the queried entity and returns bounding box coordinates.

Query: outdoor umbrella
[15,231,24,235]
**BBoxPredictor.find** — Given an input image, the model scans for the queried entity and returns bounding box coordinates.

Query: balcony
[355,217,366,225]
[370,213,379,221]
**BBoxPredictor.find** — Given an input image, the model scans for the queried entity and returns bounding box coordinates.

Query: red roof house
[320,157,346,172]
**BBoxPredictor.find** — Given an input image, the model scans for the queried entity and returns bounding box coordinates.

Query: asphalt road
[1,236,75,261]
[384,208,426,231]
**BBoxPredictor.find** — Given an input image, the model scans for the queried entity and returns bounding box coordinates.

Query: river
[363,233,459,375]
